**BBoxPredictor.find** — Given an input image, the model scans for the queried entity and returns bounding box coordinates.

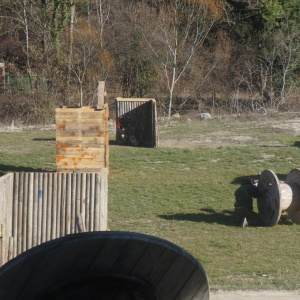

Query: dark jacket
[234,184,263,210]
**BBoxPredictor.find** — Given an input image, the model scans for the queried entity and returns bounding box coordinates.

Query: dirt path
[210,290,300,299]
[158,116,300,149]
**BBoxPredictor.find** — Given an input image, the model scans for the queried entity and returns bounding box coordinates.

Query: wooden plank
[56,143,106,150]
[16,239,89,299]
[80,174,86,231]
[41,173,48,243]
[12,173,19,258]
[7,174,14,260]
[8,237,13,262]
[156,252,198,299]
[56,113,105,120]
[55,107,105,119]
[89,173,95,231]
[146,247,178,286]
[56,122,106,131]
[51,173,57,240]
[0,176,4,265]
[100,169,108,231]
[56,173,62,238]
[56,167,105,174]
[37,173,43,246]
[175,267,209,299]
[94,173,100,230]
[56,156,105,165]
[46,173,53,241]
[32,173,39,248]
[65,238,107,276]
[0,226,2,266]
[56,158,105,168]
[65,173,72,234]
[22,172,29,252]
[97,81,106,109]
[56,131,106,139]
[17,172,24,255]
[56,105,104,112]
[116,97,155,102]
[60,173,67,237]
[57,167,104,173]
[56,106,95,113]
[27,173,34,250]
[85,174,90,231]
[76,212,86,233]
[56,148,106,159]
[71,173,77,233]
[56,138,106,147]
[75,173,83,233]
[110,236,149,274]
[104,105,109,169]
[56,118,104,127]
[89,238,129,273]
[56,135,106,141]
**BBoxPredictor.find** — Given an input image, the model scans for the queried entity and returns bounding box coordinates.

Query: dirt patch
[210,290,300,300]
[158,117,300,149]
[159,133,257,149]
[2,116,300,150]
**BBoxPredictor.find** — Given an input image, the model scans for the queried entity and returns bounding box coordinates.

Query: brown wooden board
[284,168,300,223]
[56,106,109,172]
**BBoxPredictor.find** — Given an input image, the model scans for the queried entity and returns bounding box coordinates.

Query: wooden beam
[97,81,106,109]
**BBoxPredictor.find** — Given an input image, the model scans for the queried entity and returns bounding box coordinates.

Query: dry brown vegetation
[0,0,300,123]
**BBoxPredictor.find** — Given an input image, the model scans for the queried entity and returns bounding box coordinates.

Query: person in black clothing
[234,182,264,227]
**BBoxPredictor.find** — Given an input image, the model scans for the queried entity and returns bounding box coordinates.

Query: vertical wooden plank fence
[0,169,108,266]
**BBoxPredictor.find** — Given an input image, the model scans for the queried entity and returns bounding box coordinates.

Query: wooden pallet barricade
[116,97,158,147]
[56,105,109,172]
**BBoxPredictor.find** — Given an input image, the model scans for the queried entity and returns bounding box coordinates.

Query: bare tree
[257,0,300,110]
[260,29,300,110]
[0,0,32,73]
[70,20,102,106]
[94,0,110,47]
[143,0,217,117]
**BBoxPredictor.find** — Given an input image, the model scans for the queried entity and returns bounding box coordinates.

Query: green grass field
[1,115,300,291]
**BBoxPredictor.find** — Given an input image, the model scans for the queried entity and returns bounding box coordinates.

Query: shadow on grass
[292,141,300,147]
[159,208,238,227]
[109,140,132,147]
[0,164,51,177]
[32,138,55,142]
[109,140,117,145]
[109,139,152,148]
[159,208,295,227]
